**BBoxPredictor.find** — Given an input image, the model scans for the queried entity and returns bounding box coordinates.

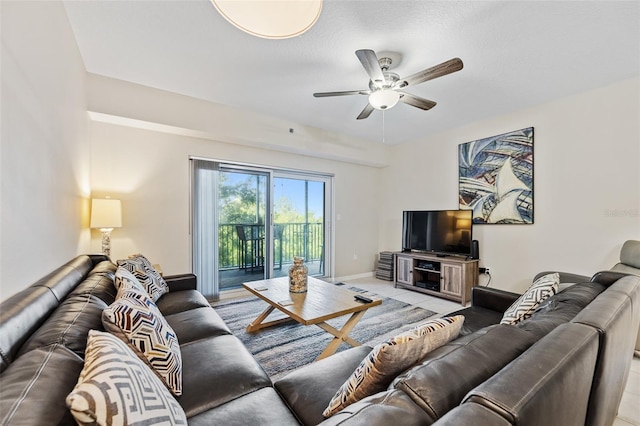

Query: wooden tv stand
[394,252,479,305]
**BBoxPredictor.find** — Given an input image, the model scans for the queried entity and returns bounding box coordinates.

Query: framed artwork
[458,127,533,224]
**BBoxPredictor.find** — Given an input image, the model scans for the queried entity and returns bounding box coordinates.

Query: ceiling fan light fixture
[369,89,400,110]
[211,0,323,39]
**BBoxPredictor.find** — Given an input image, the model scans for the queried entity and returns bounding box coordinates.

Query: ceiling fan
[313,49,463,120]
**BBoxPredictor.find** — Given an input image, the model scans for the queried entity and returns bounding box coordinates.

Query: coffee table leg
[246,305,295,332]
[316,310,367,360]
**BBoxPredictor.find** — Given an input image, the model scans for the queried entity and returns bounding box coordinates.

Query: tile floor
[344,276,640,426]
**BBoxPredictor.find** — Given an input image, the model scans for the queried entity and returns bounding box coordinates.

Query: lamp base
[100,228,113,257]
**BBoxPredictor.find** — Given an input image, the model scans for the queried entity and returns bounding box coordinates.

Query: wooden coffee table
[243,277,382,360]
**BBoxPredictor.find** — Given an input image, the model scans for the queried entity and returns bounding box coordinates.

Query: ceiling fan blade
[397,58,464,88]
[356,103,375,120]
[313,90,369,98]
[355,49,385,87]
[398,92,437,110]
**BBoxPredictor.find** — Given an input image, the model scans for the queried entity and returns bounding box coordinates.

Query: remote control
[354,295,373,303]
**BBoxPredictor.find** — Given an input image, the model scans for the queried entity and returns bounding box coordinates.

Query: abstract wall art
[459,127,534,224]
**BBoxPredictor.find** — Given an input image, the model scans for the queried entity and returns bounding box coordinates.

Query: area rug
[212,285,438,380]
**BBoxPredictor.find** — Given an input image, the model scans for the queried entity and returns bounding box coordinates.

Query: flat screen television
[402,210,473,257]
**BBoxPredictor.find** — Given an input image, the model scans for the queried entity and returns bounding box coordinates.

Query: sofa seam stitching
[2,343,59,424]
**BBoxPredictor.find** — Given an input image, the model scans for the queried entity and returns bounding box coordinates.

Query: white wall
[90,120,382,279]
[380,77,640,293]
[87,75,387,280]
[87,74,391,168]
[2,1,637,300]
[0,1,90,299]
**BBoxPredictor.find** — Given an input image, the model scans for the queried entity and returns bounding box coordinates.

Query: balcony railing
[218,222,324,270]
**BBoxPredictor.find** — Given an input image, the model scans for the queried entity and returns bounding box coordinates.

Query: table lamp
[90,198,122,257]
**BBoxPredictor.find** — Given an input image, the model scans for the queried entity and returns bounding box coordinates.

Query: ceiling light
[211,0,323,40]
[369,89,400,110]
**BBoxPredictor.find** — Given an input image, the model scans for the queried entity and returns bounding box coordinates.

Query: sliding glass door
[272,175,327,278]
[192,158,332,300]
[218,168,269,290]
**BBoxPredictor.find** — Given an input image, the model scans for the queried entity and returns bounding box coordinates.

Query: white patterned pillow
[114,266,146,292]
[102,286,182,396]
[323,315,464,418]
[500,272,560,325]
[66,330,186,425]
[117,254,169,302]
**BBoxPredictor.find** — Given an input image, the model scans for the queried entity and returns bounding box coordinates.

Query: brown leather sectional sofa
[0,254,638,425]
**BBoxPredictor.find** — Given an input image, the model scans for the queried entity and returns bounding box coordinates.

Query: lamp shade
[90,199,122,229]
[211,0,322,39]
[369,89,400,110]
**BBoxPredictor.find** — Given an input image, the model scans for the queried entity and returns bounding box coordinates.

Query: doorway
[272,175,327,278]
[192,159,332,299]
[218,168,269,289]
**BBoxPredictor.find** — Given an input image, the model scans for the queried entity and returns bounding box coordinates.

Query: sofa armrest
[164,274,197,292]
[471,287,520,313]
[589,270,631,287]
[534,271,590,284]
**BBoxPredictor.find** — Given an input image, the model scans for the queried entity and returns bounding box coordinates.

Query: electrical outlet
[485,268,491,275]
[479,267,491,274]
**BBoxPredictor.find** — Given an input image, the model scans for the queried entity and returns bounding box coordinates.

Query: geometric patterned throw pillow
[500,272,560,325]
[117,254,169,302]
[114,266,146,292]
[323,315,465,418]
[66,330,187,425]
[102,286,182,396]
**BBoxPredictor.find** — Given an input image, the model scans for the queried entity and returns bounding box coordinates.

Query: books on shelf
[375,251,394,281]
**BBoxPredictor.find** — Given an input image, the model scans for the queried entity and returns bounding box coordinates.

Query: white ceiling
[63,1,640,145]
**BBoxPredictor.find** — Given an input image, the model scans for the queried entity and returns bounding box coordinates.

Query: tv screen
[402,210,473,256]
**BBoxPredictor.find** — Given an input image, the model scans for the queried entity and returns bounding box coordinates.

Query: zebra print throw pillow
[66,330,187,425]
[500,272,560,325]
[117,254,169,302]
[323,315,465,418]
[102,286,182,396]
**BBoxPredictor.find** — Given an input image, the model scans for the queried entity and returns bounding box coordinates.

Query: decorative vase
[288,257,308,293]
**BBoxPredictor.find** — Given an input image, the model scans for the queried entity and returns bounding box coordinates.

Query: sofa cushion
[571,275,640,426]
[86,259,117,278]
[0,287,59,373]
[178,334,272,418]
[434,402,511,426]
[501,273,559,325]
[0,345,83,425]
[165,307,232,344]
[67,266,117,306]
[275,345,373,426]
[116,254,169,302]
[464,323,598,426]
[446,305,502,335]
[18,293,108,358]
[516,281,606,338]
[102,286,182,396]
[324,316,464,417]
[320,389,435,426]
[391,324,538,421]
[66,330,186,425]
[188,387,300,426]
[156,289,212,315]
[30,255,95,302]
